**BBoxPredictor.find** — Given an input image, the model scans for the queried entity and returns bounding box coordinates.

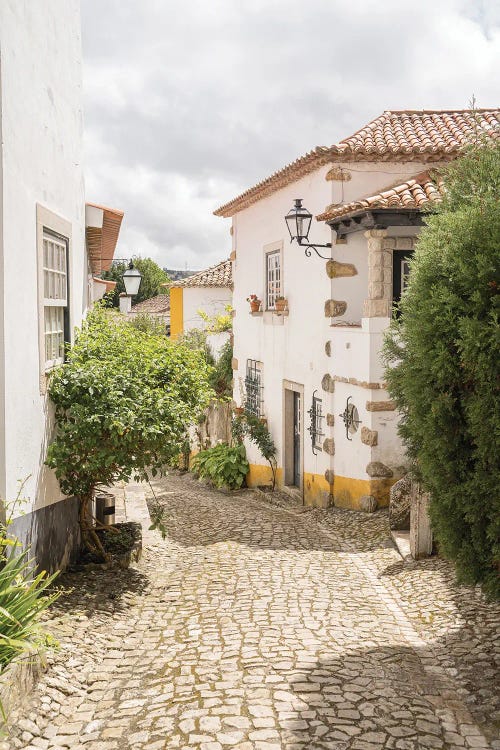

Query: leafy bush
[197,305,233,333]
[46,306,214,557]
[0,494,59,674]
[128,313,167,336]
[209,340,233,398]
[383,139,500,595]
[192,443,249,489]
[232,411,277,490]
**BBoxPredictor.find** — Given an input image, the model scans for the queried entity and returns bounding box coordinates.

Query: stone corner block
[325,340,332,357]
[324,469,334,485]
[325,299,347,317]
[231,357,239,371]
[323,438,335,456]
[366,461,393,478]
[326,260,357,279]
[321,374,335,393]
[326,413,335,427]
[359,495,378,513]
[361,426,378,446]
[366,400,396,412]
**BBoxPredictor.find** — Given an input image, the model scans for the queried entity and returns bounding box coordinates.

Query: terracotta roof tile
[317,172,444,223]
[214,109,499,218]
[130,295,170,314]
[172,259,232,288]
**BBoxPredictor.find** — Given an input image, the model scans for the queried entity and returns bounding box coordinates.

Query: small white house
[0,2,123,571]
[170,259,233,343]
[215,109,499,509]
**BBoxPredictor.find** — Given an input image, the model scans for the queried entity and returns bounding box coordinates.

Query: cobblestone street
[7,473,500,750]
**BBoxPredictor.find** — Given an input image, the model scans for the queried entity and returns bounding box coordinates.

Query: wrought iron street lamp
[122,261,142,297]
[285,198,332,259]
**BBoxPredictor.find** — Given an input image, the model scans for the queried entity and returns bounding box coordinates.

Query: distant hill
[164,268,197,282]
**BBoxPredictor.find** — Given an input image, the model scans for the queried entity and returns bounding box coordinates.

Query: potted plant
[275,296,288,312]
[247,294,261,313]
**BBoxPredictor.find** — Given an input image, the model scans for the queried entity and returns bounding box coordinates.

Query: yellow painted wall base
[247,464,395,509]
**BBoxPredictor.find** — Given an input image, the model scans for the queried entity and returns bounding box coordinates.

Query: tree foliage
[46,306,214,556]
[101,256,170,306]
[383,139,500,595]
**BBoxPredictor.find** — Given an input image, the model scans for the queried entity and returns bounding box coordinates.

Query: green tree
[383,139,500,595]
[46,306,213,558]
[101,256,171,306]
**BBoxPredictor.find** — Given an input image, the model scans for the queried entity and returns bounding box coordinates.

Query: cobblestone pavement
[6,473,500,750]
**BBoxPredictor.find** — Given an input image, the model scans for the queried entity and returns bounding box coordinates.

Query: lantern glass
[285,198,312,243]
[123,262,142,296]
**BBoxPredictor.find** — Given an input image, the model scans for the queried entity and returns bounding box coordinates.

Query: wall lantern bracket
[285,198,332,260]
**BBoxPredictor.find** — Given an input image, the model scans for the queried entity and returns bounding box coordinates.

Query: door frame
[283,379,304,498]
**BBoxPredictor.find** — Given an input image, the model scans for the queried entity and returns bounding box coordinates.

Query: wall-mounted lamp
[119,261,143,314]
[285,198,332,259]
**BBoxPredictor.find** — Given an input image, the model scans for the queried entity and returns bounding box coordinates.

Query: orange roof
[86,203,124,275]
[130,295,170,315]
[317,172,444,222]
[214,109,499,218]
[171,259,233,288]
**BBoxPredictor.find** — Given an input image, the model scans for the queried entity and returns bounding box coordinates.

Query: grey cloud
[81,0,500,268]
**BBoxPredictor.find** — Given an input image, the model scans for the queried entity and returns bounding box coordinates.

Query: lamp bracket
[297,238,332,260]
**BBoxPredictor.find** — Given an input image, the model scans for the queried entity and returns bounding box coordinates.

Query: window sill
[249,310,263,316]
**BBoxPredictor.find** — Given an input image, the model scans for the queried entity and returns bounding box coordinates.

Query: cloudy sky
[81,0,499,271]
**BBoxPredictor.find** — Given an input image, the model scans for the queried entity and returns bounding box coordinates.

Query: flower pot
[275,299,287,312]
[250,300,261,313]
[234,406,245,415]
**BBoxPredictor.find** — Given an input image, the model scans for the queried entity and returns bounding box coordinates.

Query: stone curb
[0,652,45,733]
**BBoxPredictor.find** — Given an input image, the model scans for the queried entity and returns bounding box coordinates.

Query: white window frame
[37,205,72,390]
[264,241,283,310]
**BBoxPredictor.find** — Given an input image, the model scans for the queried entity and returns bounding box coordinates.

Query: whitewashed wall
[230,159,430,505]
[183,286,232,332]
[0,1,86,562]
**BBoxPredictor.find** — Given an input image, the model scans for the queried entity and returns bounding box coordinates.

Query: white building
[215,109,499,509]
[0,2,123,570]
[170,259,233,352]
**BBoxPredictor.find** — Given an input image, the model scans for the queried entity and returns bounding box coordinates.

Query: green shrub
[383,138,500,596]
[192,443,249,489]
[209,340,233,398]
[232,411,277,490]
[46,306,214,557]
[0,494,60,676]
[0,548,59,670]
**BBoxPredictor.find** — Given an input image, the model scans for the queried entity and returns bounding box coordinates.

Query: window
[266,250,281,310]
[42,230,69,369]
[392,250,414,315]
[245,359,263,417]
[307,391,324,454]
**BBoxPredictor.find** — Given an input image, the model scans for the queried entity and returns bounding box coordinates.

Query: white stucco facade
[183,286,232,332]
[229,159,431,508]
[0,1,88,568]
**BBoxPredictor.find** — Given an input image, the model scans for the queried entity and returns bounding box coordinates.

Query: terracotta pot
[234,407,245,415]
[249,300,261,313]
[275,299,287,312]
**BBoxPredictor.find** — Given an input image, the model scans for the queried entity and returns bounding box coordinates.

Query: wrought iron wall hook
[339,396,361,441]
[299,240,332,260]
